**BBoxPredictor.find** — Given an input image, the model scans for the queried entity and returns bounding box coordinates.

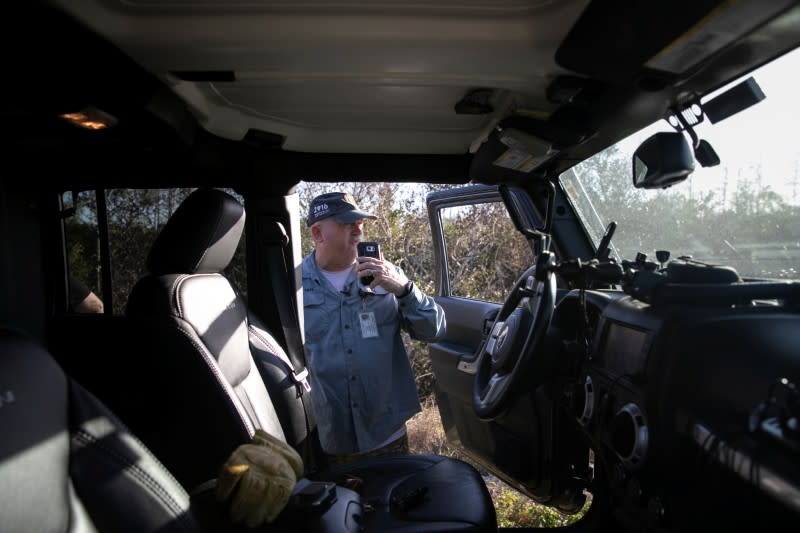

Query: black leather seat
[126,188,497,532]
[0,327,200,533]
[0,327,365,533]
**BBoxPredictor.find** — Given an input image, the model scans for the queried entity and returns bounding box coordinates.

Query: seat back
[126,188,288,489]
[0,327,199,533]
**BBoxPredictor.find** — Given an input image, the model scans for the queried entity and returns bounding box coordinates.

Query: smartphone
[357,241,381,285]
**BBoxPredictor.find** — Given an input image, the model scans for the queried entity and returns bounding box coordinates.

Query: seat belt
[260,219,311,393]
[258,218,321,473]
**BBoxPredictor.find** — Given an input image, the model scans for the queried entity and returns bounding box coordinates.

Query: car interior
[2,0,799,531]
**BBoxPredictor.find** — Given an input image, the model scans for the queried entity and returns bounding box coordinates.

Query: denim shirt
[302,251,446,455]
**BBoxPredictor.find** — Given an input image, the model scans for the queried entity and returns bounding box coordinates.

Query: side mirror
[632,132,695,189]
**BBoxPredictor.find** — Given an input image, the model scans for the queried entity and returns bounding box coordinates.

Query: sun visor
[469,115,593,184]
[556,0,796,85]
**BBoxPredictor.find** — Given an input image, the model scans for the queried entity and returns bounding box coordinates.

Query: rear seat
[123,188,497,531]
[2,326,366,532]
[0,326,199,533]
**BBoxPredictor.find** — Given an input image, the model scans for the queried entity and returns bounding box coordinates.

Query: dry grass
[407,398,590,528]
[407,397,464,459]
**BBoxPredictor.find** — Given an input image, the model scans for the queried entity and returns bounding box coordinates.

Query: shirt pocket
[303,289,329,343]
[366,293,398,327]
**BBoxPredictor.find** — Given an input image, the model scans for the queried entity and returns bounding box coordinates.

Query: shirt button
[350,376,356,381]
[352,402,359,408]
[346,348,353,354]
[344,324,350,329]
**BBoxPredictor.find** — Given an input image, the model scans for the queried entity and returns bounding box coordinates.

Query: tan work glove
[216,431,304,527]
[251,430,304,478]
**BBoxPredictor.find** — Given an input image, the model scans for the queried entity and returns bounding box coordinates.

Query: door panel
[430,295,549,495]
[432,295,497,353]
[429,296,497,404]
[426,184,555,499]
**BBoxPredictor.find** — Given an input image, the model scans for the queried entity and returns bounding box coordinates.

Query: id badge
[359,312,379,338]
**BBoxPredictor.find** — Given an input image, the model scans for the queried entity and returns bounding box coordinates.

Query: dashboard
[550,279,800,530]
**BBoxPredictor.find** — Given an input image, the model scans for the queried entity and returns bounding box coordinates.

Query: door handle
[457,339,486,376]
[458,311,498,375]
[457,358,479,375]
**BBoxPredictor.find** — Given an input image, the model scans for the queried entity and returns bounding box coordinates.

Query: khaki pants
[323,433,409,468]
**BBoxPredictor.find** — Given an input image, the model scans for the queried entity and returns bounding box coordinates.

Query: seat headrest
[147,189,245,275]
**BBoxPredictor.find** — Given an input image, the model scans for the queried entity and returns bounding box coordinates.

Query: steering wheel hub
[488,314,523,373]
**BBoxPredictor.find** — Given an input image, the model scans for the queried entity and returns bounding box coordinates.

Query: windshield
[560,48,800,280]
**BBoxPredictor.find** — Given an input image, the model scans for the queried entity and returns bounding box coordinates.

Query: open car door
[425,184,589,512]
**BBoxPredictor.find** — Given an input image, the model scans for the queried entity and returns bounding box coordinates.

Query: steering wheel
[472,251,557,420]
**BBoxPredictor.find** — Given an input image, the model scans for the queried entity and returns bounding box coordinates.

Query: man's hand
[356,254,409,296]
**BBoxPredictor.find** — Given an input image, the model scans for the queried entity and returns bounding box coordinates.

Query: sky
[616,46,800,206]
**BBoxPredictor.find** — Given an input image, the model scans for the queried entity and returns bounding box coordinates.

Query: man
[302,191,445,465]
[68,274,104,314]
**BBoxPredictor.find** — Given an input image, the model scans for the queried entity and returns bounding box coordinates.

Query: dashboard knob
[610,403,648,468]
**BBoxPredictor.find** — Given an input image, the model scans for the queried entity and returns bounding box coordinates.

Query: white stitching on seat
[173,320,256,437]
[248,324,293,371]
[72,430,195,531]
[172,275,255,436]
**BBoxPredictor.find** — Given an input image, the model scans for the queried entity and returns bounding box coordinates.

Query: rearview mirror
[632,132,695,189]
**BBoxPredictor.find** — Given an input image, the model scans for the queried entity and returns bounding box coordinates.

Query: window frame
[60,187,248,316]
[427,184,538,301]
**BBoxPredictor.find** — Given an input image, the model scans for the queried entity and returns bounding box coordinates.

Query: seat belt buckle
[342,475,363,492]
[287,480,337,514]
[293,368,312,393]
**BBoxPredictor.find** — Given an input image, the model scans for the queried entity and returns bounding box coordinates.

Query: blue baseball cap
[307,192,377,226]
